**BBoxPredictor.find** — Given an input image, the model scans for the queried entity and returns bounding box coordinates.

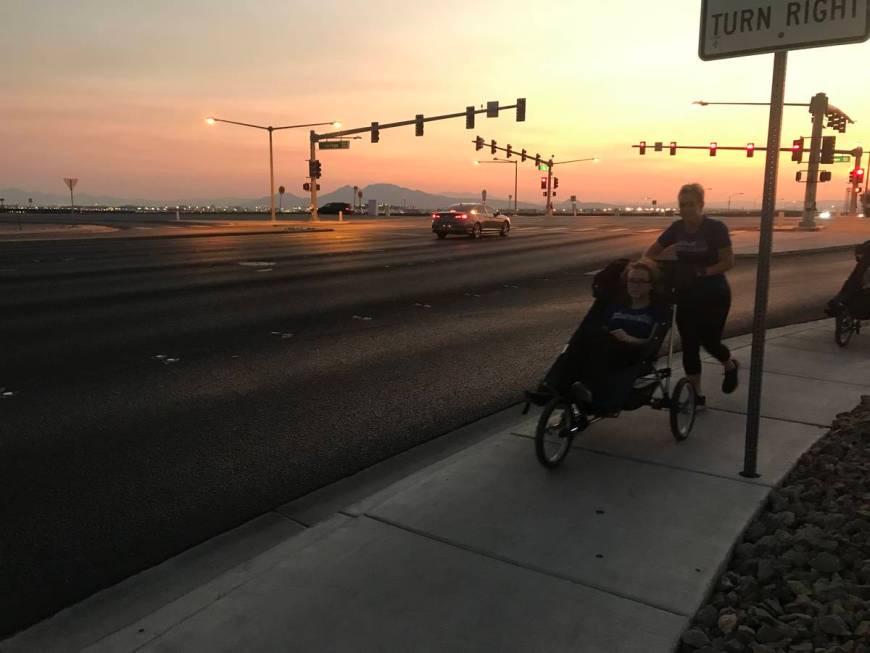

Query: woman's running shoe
[722,359,739,394]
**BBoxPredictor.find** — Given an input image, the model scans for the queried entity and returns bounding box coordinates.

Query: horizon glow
[2,0,869,207]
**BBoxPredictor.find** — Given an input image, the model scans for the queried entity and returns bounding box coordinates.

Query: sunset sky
[3,1,869,206]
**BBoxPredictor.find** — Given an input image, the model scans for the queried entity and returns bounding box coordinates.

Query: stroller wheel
[669,378,696,441]
[535,397,578,468]
[835,310,855,347]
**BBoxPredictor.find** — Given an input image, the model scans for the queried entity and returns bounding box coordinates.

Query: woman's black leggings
[676,286,732,376]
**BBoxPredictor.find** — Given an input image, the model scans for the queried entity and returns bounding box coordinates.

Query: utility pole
[800,93,827,229]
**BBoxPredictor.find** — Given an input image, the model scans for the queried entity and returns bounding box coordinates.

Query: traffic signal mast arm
[633,143,860,155]
[473,140,596,167]
[313,98,526,141]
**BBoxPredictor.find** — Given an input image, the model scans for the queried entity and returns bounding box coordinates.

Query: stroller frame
[524,300,698,469]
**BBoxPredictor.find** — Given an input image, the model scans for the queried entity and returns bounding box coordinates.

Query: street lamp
[205,116,341,222]
[728,192,744,211]
[474,158,518,213]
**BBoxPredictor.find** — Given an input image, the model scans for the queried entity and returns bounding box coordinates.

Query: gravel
[678,396,870,653]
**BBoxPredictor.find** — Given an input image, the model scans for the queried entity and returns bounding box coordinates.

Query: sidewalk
[4,318,869,652]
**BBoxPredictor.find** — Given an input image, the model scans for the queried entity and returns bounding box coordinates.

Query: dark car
[431,203,510,239]
[318,202,353,215]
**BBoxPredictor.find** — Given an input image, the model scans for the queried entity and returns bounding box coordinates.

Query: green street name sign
[319,140,350,150]
[833,155,851,162]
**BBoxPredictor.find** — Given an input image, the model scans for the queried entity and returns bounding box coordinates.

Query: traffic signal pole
[545,158,554,215]
[309,131,319,221]
[850,147,864,215]
[800,93,827,229]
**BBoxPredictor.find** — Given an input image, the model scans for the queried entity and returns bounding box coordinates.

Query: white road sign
[700,0,870,60]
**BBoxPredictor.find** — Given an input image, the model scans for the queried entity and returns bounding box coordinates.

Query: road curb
[734,243,856,259]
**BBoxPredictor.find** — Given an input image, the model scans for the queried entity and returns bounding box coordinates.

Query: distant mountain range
[0,184,617,211]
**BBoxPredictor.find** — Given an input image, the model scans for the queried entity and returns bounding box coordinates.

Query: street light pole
[268,127,275,221]
[474,158,519,213]
[205,117,340,223]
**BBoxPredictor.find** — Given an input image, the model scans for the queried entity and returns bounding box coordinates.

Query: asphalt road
[0,215,855,636]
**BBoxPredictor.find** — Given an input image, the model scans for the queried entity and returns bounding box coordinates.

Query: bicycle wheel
[835,310,854,347]
[669,378,696,441]
[535,397,577,468]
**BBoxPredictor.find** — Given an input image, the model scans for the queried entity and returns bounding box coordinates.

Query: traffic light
[534,153,541,167]
[850,170,855,183]
[709,142,717,157]
[820,136,836,164]
[486,101,499,118]
[820,171,832,182]
[371,122,379,143]
[313,160,322,179]
[308,160,316,177]
[791,137,804,163]
[540,177,547,190]
[490,139,497,155]
[856,168,865,185]
[746,142,755,158]
[795,171,803,182]
[669,141,677,156]
[475,136,484,151]
[303,182,310,191]
[638,140,646,155]
[415,114,424,137]
[520,149,527,162]
[516,97,526,122]
[465,106,475,130]
[506,144,513,158]
[554,177,559,189]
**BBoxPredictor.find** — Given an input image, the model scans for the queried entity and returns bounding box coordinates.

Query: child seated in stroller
[532,259,669,414]
[826,240,870,319]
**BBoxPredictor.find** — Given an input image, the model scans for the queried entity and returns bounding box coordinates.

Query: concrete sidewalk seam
[363,513,690,619]
[507,430,780,488]
[699,404,834,427]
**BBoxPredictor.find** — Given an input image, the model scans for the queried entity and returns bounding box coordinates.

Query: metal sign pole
[742,50,787,479]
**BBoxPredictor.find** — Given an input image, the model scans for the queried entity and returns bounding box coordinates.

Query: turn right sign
[700,0,870,60]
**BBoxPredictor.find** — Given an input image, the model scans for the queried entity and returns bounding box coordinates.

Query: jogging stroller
[523,259,698,468]
[826,240,870,347]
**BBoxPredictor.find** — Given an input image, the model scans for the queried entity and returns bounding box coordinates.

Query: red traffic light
[638,141,646,155]
[669,142,677,156]
[746,143,755,158]
[857,168,865,181]
[709,142,717,157]
[791,137,804,163]
[540,177,547,190]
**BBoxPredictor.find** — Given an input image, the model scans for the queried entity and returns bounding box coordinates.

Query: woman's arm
[700,246,734,276]
[644,241,665,260]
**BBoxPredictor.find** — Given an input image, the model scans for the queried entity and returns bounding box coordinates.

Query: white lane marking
[584,269,603,276]
[238,261,275,268]
[638,228,661,233]
[605,227,629,232]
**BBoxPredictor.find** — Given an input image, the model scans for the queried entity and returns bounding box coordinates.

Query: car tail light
[432,213,439,220]
[457,213,468,220]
